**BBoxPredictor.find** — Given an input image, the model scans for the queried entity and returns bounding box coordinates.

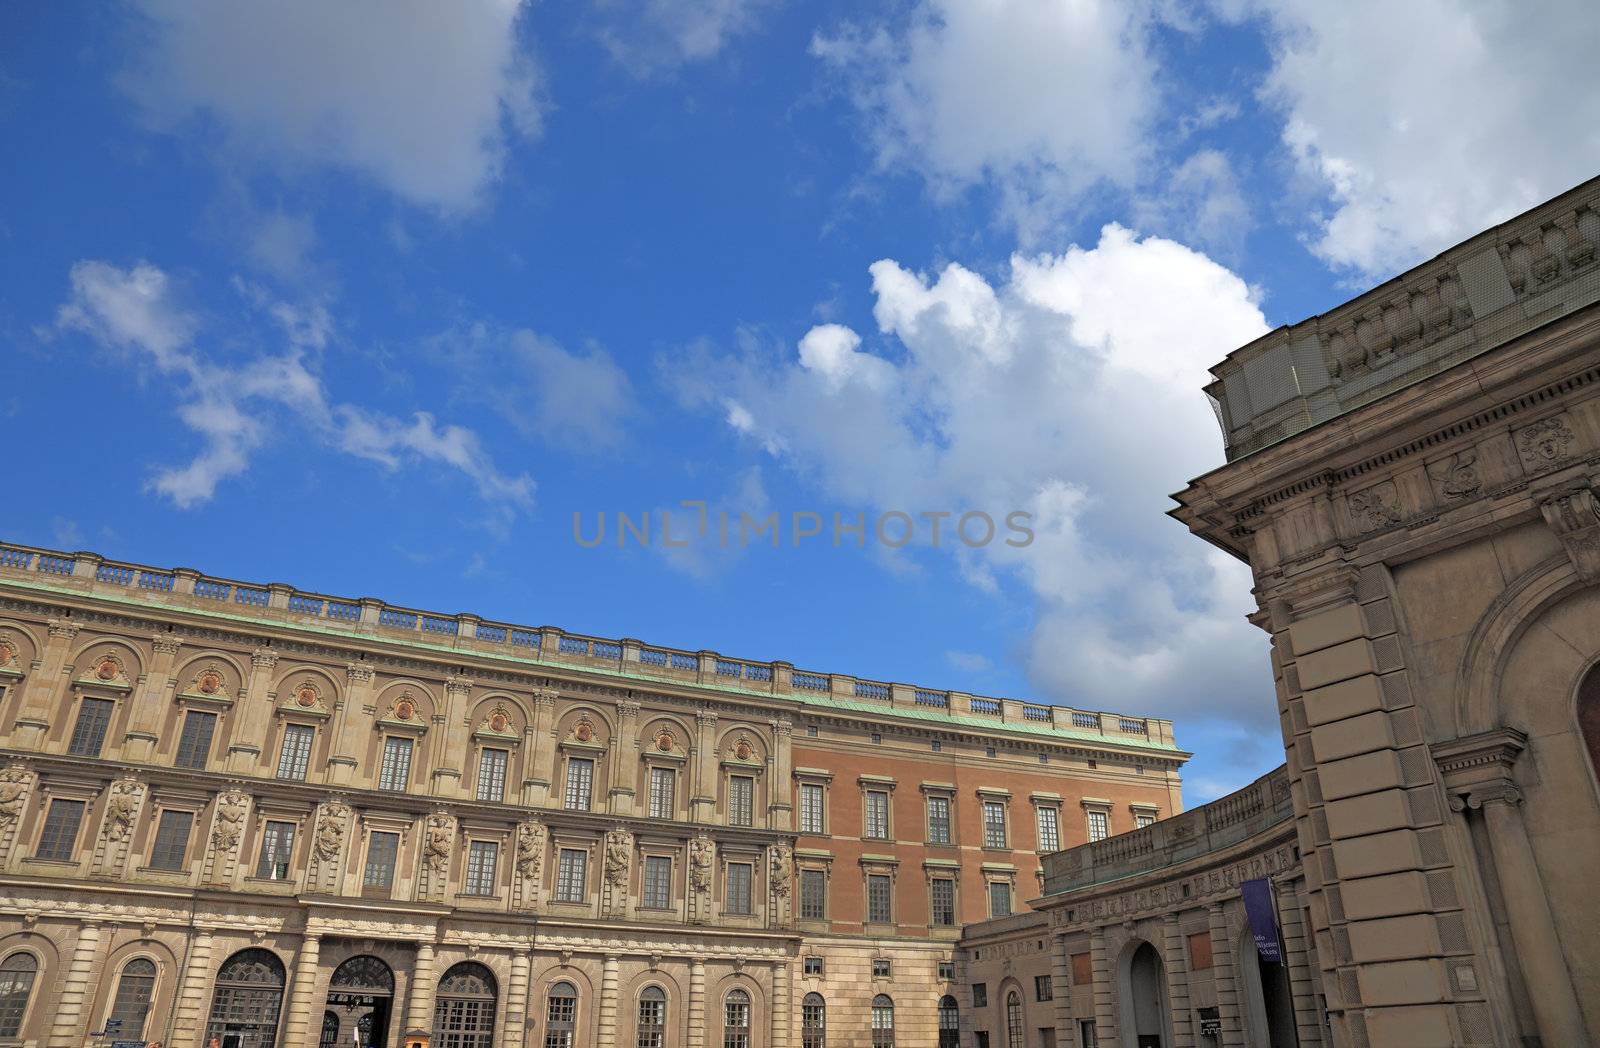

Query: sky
[4,0,1600,804]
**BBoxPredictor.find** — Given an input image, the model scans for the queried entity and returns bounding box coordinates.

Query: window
[555,848,587,902]
[1087,810,1109,842]
[436,963,497,1048]
[871,995,895,1048]
[799,783,825,834]
[931,740,942,753]
[723,989,751,1048]
[67,697,113,756]
[870,733,882,745]
[938,996,959,1048]
[564,758,594,811]
[982,801,1007,848]
[175,710,217,769]
[379,736,413,791]
[806,725,818,737]
[642,855,672,909]
[365,832,400,892]
[543,981,576,1048]
[637,986,666,1048]
[1036,974,1053,1001]
[206,950,286,1048]
[865,790,890,839]
[801,992,826,1048]
[726,862,753,915]
[256,820,296,880]
[0,953,37,1038]
[972,983,988,1007]
[1135,812,1156,829]
[800,869,826,920]
[803,956,824,977]
[277,724,314,780]
[930,877,956,926]
[985,746,997,759]
[464,840,499,896]
[149,809,193,871]
[926,796,951,845]
[867,873,892,924]
[976,1034,991,1048]
[109,957,157,1036]
[988,881,1012,917]
[1006,991,1023,1048]
[1036,806,1060,851]
[36,798,85,861]
[872,959,891,978]
[938,962,955,981]
[1079,1021,1098,1048]
[648,766,675,819]
[727,775,754,827]
[476,748,508,802]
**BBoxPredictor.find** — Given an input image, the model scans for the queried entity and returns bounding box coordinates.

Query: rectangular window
[67,698,113,756]
[865,790,890,839]
[1080,1021,1098,1048]
[149,809,193,871]
[642,855,672,909]
[464,840,499,896]
[982,800,1007,848]
[800,869,826,920]
[930,877,956,926]
[276,724,314,781]
[726,862,753,914]
[1036,805,1060,851]
[555,847,587,902]
[174,710,217,769]
[1035,974,1053,1002]
[872,958,892,977]
[35,798,85,861]
[476,748,508,802]
[1135,813,1156,829]
[799,783,825,834]
[866,873,892,923]
[364,831,400,892]
[926,795,951,845]
[972,983,988,1008]
[648,766,675,819]
[255,820,296,880]
[728,775,754,827]
[803,956,824,976]
[938,962,955,981]
[564,757,594,811]
[988,881,1012,917]
[379,736,413,791]
[1087,809,1109,842]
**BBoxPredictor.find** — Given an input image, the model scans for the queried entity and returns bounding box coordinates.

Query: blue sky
[4,0,1598,803]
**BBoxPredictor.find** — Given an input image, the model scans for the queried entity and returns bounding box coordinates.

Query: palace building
[0,539,1182,1048]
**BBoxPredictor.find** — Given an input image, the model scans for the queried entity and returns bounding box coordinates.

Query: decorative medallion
[295,682,318,707]
[196,667,223,695]
[734,736,754,761]
[1348,483,1402,531]
[656,729,675,752]
[95,655,120,681]
[395,697,416,721]
[1518,416,1575,466]
[574,718,594,743]
[489,709,509,733]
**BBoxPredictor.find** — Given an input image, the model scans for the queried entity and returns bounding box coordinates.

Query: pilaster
[121,633,181,761]
[226,647,279,772]
[12,619,78,750]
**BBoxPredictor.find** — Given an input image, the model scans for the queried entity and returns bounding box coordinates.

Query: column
[1162,914,1195,1048]
[599,954,621,1044]
[1089,928,1117,1048]
[406,942,438,1033]
[226,647,279,772]
[170,926,216,1047]
[610,701,641,815]
[526,689,558,806]
[12,619,78,750]
[122,633,181,761]
[691,709,718,823]
[501,949,532,1048]
[281,933,323,1048]
[45,919,103,1048]
[1207,905,1245,1048]
[1277,884,1324,1048]
[1049,933,1075,1041]
[327,662,375,785]
[688,957,707,1048]
[770,958,792,1048]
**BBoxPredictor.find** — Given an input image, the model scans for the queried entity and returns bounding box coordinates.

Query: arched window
[330,955,394,994]
[938,995,959,1048]
[871,994,895,1048]
[637,985,666,1048]
[206,948,286,1048]
[724,988,751,1048]
[0,953,38,1038]
[1006,990,1024,1048]
[436,963,497,1048]
[109,957,157,1036]
[320,1011,340,1048]
[544,980,577,1048]
[801,992,826,1048]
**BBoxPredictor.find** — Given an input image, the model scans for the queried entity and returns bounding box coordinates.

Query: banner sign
[1241,878,1283,963]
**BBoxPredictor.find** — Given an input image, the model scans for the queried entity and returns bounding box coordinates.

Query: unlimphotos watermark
[573,503,1035,549]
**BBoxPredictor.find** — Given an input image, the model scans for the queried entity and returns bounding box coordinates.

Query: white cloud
[1135,149,1253,257]
[1234,0,1600,277]
[54,261,534,511]
[596,0,770,73]
[125,0,543,211]
[944,649,992,673]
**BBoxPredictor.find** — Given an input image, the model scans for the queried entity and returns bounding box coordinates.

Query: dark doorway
[324,955,396,1048]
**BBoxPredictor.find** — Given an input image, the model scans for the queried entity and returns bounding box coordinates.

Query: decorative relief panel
[418,811,456,903]
[1347,481,1402,533]
[0,764,35,865]
[307,800,351,893]
[512,819,546,913]
[203,788,251,887]
[1515,414,1577,473]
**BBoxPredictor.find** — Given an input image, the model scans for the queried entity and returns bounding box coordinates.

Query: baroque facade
[0,541,1181,1048]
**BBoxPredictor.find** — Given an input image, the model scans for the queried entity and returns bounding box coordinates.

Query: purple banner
[1241,878,1283,963]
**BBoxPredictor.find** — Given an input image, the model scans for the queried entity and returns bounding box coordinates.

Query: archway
[1238,931,1298,1047]
[324,955,395,1048]
[205,948,286,1048]
[436,964,497,1048]
[1121,940,1169,1048]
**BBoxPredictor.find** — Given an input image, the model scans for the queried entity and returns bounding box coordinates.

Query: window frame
[555,847,588,903]
[378,735,414,792]
[35,797,86,862]
[563,757,595,811]
[148,808,195,872]
[866,872,893,925]
[1035,804,1061,852]
[724,861,754,916]
[476,747,509,803]
[981,799,1009,849]
[275,723,316,781]
[255,819,297,880]
[463,839,500,897]
[67,696,115,757]
[174,709,218,769]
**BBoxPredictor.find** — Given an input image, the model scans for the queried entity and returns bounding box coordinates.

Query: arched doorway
[1122,940,1169,1048]
[206,948,286,1048]
[324,955,395,1048]
[435,963,497,1048]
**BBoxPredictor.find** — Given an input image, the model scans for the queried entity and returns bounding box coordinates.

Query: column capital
[446,675,474,695]
[251,647,279,669]
[346,662,374,684]
[47,619,81,640]
[151,634,183,655]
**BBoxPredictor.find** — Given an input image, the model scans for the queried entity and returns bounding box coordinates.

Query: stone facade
[0,543,1181,1048]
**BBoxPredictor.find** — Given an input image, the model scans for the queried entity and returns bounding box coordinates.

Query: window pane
[36,799,85,861]
[931,878,955,926]
[643,855,672,909]
[1036,806,1060,851]
[175,710,218,769]
[477,748,508,802]
[865,792,889,839]
[800,870,826,920]
[379,737,414,792]
[983,802,1007,848]
[728,776,753,827]
[989,881,1012,918]
[277,724,314,780]
[150,809,194,871]
[68,698,113,756]
[556,848,587,902]
[800,784,825,834]
[564,758,593,811]
[465,841,499,896]
[638,988,666,1048]
[802,993,826,1048]
[726,863,752,915]
[110,959,157,1036]
[649,767,675,819]
[365,832,399,890]
[867,874,892,923]
[1087,810,1108,842]
[927,796,951,845]
[0,954,37,1038]
[256,820,296,880]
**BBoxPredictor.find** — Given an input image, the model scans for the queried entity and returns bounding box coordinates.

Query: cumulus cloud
[54,261,534,511]
[124,0,544,211]
[596,0,771,74]
[1233,0,1600,277]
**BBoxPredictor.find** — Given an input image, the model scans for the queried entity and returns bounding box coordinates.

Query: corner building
[0,544,1182,1048]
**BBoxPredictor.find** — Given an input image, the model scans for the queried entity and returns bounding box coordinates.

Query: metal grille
[437,964,497,1048]
[206,950,285,1048]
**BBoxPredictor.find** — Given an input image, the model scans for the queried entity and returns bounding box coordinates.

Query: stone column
[12,619,78,750]
[170,926,215,1046]
[327,662,375,785]
[46,919,103,1048]
[226,647,279,772]
[598,953,621,1045]
[1207,905,1245,1048]
[770,958,792,1048]
[688,957,707,1048]
[691,709,718,823]
[1049,933,1075,1040]
[610,701,641,815]
[1277,884,1324,1047]
[502,949,532,1048]
[1162,914,1195,1048]
[526,688,558,806]
[1089,928,1118,1048]
[432,675,473,796]
[122,633,182,761]
[281,933,323,1048]
[406,942,438,1033]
